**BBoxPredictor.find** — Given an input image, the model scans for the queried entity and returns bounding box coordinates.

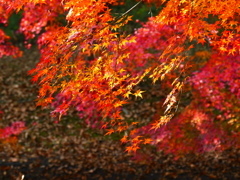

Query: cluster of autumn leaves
[0,0,239,155]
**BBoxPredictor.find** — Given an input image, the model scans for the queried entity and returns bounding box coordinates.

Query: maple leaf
[112,111,122,119]
[117,126,128,132]
[132,145,140,153]
[143,138,153,144]
[125,146,133,153]
[101,123,108,129]
[130,129,138,136]
[125,145,140,153]
[228,48,236,56]
[123,91,132,99]
[104,129,114,136]
[120,135,128,144]
[198,38,206,45]
[131,121,139,125]
[114,100,127,108]
[133,90,145,99]
[132,136,143,144]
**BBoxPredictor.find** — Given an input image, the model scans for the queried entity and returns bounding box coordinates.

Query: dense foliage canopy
[0,0,239,156]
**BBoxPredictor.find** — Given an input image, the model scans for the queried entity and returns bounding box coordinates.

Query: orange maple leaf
[125,146,133,153]
[143,138,153,144]
[131,121,139,125]
[104,129,114,136]
[114,100,127,108]
[125,145,140,153]
[101,123,108,129]
[120,135,128,144]
[132,145,140,153]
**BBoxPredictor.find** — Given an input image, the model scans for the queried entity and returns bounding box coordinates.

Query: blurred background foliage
[0,11,24,45]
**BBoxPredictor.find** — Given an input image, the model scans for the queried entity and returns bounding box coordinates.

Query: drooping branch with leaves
[0,0,239,155]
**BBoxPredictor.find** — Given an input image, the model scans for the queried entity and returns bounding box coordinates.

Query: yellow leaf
[134,90,145,99]
[124,91,132,98]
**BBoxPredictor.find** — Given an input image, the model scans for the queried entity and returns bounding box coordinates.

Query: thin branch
[121,0,143,17]
[111,0,143,25]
